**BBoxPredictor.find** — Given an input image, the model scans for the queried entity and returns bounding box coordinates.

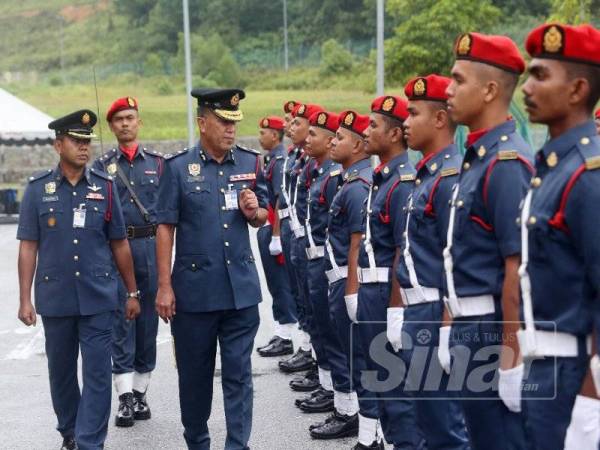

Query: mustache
[523,96,537,109]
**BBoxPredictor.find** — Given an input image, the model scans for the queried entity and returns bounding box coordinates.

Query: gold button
[463,162,471,170]
[223,224,228,229]
[75,271,80,277]
[225,241,230,247]
[500,135,508,142]
[373,186,379,191]
[528,216,537,225]
[581,137,590,145]
[457,200,464,208]
[531,177,542,188]
[73,239,78,244]
[415,179,421,185]
[74,255,79,261]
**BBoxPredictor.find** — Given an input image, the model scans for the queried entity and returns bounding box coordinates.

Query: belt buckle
[126,226,135,239]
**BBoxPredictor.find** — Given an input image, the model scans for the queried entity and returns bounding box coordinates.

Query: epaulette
[497,150,519,160]
[27,169,53,183]
[89,167,112,181]
[236,144,260,155]
[441,167,459,177]
[400,174,416,182]
[142,147,164,158]
[346,173,360,182]
[99,148,118,162]
[576,135,600,171]
[397,162,416,182]
[163,148,189,160]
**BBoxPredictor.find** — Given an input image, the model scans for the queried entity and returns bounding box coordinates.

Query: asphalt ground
[0,223,376,450]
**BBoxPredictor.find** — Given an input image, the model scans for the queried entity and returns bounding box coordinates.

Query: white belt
[358,267,389,284]
[326,266,348,284]
[305,246,325,260]
[293,226,306,238]
[278,208,290,219]
[517,329,584,358]
[444,294,495,318]
[401,287,440,306]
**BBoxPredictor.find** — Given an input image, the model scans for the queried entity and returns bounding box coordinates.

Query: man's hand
[156,285,176,323]
[239,189,259,220]
[18,301,36,326]
[345,293,358,323]
[386,307,405,352]
[269,236,283,255]
[498,363,524,412]
[125,297,141,321]
[438,326,452,374]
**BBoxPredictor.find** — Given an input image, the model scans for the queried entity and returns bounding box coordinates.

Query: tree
[549,0,592,23]
[385,0,501,84]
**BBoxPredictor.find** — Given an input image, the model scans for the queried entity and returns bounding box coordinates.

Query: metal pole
[376,0,384,95]
[283,0,289,71]
[183,0,195,147]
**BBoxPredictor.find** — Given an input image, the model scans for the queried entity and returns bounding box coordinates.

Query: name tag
[187,176,205,183]
[230,173,256,182]
[145,170,157,175]
[224,184,238,210]
[42,195,59,202]
[73,204,86,228]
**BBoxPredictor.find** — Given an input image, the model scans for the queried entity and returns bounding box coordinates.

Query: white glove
[498,363,524,413]
[345,294,358,323]
[438,326,451,375]
[386,307,405,352]
[591,355,600,397]
[269,236,282,255]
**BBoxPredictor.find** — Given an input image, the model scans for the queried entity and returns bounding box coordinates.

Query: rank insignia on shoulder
[400,174,416,182]
[498,150,518,160]
[441,167,459,177]
[230,173,256,182]
[585,156,600,171]
[107,163,117,175]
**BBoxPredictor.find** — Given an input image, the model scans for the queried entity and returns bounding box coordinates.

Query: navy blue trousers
[256,224,297,325]
[171,306,259,450]
[400,302,470,450]
[42,312,113,450]
[280,218,305,330]
[449,311,528,450]
[112,237,159,374]
[357,282,422,449]
[523,350,587,450]
[329,279,378,417]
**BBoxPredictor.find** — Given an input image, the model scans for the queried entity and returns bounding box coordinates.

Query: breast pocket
[38,204,64,232]
[453,189,477,239]
[184,182,211,211]
[140,175,159,204]
[85,203,107,230]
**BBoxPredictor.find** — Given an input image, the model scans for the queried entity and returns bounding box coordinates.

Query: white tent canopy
[0,88,54,145]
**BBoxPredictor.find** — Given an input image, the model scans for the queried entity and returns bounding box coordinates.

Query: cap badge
[262,118,269,128]
[230,93,240,106]
[457,34,471,55]
[188,163,201,176]
[414,79,426,96]
[317,113,327,126]
[344,112,355,126]
[543,25,563,53]
[127,97,136,107]
[82,113,90,125]
[298,104,306,116]
[45,182,56,195]
[382,97,395,112]
[547,152,558,168]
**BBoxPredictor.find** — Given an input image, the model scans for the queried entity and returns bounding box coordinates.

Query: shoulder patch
[400,174,416,182]
[576,135,600,171]
[28,169,53,183]
[236,144,260,155]
[89,167,111,181]
[164,148,189,160]
[441,167,459,177]
[498,150,518,161]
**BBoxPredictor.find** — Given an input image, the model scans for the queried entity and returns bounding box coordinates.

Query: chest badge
[47,216,56,227]
[547,152,558,168]
[188,163,201,176]
[88,184,102,192]
[44,182,56,195]
[107,163,117,175]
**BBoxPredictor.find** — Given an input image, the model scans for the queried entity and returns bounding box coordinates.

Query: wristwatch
[126,290,141,300]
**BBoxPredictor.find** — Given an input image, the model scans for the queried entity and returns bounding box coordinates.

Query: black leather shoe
[115,392,135,427]
[60,436,78,450]
[290,367,320,392]
[308,412,336,431]
[295,388,328,407]
[299,388,334,413]
[258,337,293,357]
[133,389,151,420]
[353,440,385,449]
[279,349,315,373]
[256,335,278,353]
[310,410,359,439]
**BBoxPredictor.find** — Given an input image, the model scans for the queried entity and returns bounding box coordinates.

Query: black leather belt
[126,224,157,239]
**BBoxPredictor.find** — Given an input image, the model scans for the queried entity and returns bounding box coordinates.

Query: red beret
[283,100,298,114]
[525,23,600,67]
[292,103,324,120]
[404,74,451,102]
[454,32,525,74]
[308,111,339,133]
[259,116,285,130]
[595,109,600,119]
[106,96,138,122]
[371,96,409,122]
[338,110,369,136]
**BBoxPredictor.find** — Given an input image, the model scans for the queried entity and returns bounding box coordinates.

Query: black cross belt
[126,224,157,239]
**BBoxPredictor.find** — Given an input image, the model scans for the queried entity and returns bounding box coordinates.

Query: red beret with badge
[453,32,525,74]
[292,103,324,120]
[371,95,409,122]
[404,74,451,102]
[309,111,340,133]
[283,100,298,114]
[106,96,138,122]
[259,116,285,130]
[595,109,600,119]
[338,110,369,136]
[525,23,600,67]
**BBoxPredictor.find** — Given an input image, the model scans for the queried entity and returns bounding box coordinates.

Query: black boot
[133,389,151,420]
[60,436,78,450]
[115,392,135,427]
[298,388,334,413]
[278,348,315,373]
[353,440,385,449]
[257,336,293,357]
[310,410,359,439]
[289,367,320,392]
[256,335,278,353]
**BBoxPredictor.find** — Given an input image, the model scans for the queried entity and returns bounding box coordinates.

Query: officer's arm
[156,224,175,288]
[110,240,138,295]
[345,232,362,296]
[17,240,38,326]
[272,198,281,237]
[389,249,405,307]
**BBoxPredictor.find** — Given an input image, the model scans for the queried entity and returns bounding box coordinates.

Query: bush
[155,78,174,95]
[319,39,354,77]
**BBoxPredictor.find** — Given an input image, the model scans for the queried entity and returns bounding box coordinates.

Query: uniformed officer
[155,88,268,450]
[320,110,382,449]
[391,75,470,450]
[92,97,162,428]
[359,96,422,449]
[441,32,532,450]
[518,23,600,450]
[300,111,354,432]
[595,109,600,134]
[255,116,297,357]
[283,100,298,138]
[17,110,140,450]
